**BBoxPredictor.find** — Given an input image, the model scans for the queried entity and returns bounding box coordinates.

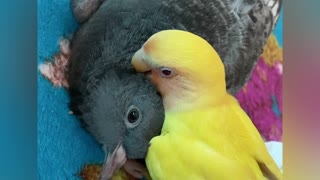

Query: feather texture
[147,96,281,179]
[131,30,283,179]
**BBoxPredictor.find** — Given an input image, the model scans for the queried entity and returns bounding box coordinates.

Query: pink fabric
[236,58,282,141]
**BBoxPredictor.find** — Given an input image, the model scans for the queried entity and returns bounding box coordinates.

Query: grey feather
[71,0,105,23]
[68,0,282,159]
[78,71,164,158]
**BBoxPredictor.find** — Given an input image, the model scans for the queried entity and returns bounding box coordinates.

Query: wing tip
[264,0,283,26]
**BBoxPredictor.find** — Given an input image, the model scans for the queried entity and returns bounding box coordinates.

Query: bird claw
[39,38,71,88]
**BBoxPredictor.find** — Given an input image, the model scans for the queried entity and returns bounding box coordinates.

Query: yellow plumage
[132,30,282,180]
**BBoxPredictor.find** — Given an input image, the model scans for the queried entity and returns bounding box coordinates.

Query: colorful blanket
[37,0,283,179]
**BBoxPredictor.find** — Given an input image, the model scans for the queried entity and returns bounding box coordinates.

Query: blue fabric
[38,0,283,179]
[38,0,104,179]
[274,10,283,47]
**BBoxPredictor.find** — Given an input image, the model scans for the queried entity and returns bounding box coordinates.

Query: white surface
[265,141,283,172]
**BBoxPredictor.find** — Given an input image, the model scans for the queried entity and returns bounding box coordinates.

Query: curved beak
[99,143,127,180]
[99,143,151,180]
[131,49,151,73]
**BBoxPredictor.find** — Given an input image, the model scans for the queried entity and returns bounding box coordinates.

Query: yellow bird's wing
[234,107,283,180]
[217,96,283,180]
[146,130,258,180]
[146,95,282,180]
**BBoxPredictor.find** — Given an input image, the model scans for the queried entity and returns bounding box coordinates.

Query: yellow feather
[146,95,282,180]
[132,30,282,180]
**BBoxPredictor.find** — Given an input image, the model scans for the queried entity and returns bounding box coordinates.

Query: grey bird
[67,0,282,179]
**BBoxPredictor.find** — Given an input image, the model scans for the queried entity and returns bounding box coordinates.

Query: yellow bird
[131,30,282,180]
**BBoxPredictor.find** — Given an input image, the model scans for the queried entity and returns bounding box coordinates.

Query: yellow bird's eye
[159,67,174,78]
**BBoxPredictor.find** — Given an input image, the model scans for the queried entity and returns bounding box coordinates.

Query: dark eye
[128,109,139,123]
[125,105,142,128]
[159,67,174,78]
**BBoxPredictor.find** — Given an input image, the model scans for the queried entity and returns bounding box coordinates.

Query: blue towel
[274,10,283,47]
[38,0,104,179]
[37,0,283,179]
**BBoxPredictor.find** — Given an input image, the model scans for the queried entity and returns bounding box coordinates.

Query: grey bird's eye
[125,105,142,128]
[128,109,139,123]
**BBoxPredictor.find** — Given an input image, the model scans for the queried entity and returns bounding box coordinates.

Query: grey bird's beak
[99,143,127,180]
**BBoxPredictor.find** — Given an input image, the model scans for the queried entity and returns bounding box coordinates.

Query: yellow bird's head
[132,30,227,111]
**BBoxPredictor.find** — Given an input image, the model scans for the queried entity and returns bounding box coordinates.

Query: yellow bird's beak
[132,49,151,73]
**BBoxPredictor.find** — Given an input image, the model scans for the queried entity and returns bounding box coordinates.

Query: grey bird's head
[80,69,164,173]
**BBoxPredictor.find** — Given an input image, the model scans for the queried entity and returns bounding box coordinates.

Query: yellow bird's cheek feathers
[150,73,181,97]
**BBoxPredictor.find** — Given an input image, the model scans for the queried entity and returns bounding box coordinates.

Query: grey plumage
[71,0,105,23]
[78,70,164,158]
[68,0,282,168]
